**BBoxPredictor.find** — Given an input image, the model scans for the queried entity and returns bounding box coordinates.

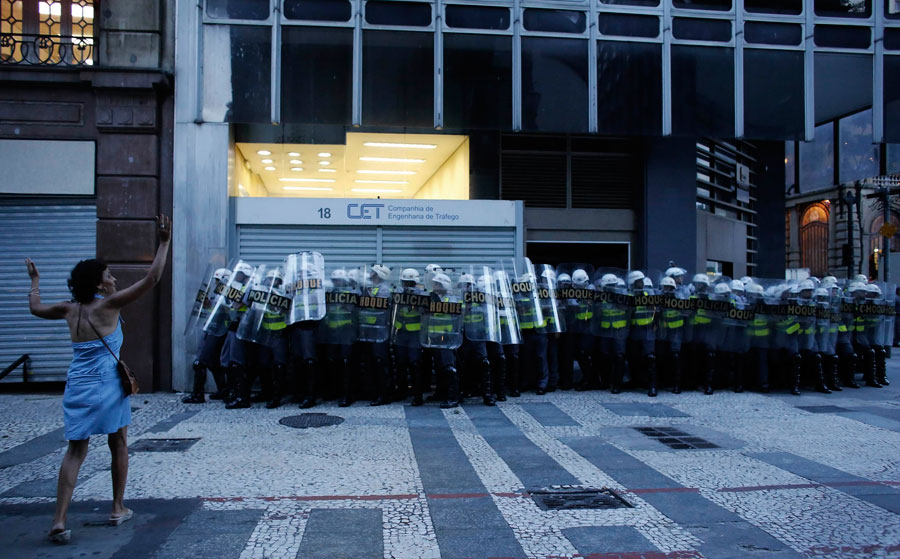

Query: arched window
[869,213,900,254]
[800,202,829,277]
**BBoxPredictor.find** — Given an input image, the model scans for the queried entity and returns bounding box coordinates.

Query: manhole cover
[531,487,633,511]
[796,405,850,414]
[131,438,200,452]
[634,427,719,449]
[280,413,345,429]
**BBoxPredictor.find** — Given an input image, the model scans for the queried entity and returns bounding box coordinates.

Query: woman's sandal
[108,508,133,526]
[48,528,71,544]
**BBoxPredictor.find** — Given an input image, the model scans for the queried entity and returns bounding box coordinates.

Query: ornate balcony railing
[0,33,93,66]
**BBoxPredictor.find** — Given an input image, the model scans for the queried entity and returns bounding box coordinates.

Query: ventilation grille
[571,155,637,209]
[501,152,566,208]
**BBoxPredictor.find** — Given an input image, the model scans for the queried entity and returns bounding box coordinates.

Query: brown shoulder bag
[84,313,140,397]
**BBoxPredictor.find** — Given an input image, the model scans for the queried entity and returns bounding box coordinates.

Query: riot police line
[182,256,894,409]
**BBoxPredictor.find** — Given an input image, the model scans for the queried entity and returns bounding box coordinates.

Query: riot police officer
[658,276,686,394]
[392,268,427,406]
[626,271,658,397]
[184,267,231,403]
[593,273,629,394]
[320,269,359,407]
[359,264,394,405]
[426,272,463,408]
[516,271,549,394]
[459,273,497,406]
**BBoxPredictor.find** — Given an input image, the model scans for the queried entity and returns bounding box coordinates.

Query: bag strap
[80,304,121,364]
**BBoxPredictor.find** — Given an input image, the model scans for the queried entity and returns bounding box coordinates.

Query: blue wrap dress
[63,320,131,441]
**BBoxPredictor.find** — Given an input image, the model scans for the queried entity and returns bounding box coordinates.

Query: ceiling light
[291,167,304,172]
[264,166,276,171]
[288,152,300,157]
[363,142,437,149]
[354,179,409,185]
[360,156,426,163]
[283,186,334,191]
[261,159,273,164]
[256,150,272,155]
[357,170,416,175]
[290,159,303,165]
[279,178,336,183]
[319,169,336,173]
[352,188,404,193]
[317,152,332,157]
[319,161,331,165]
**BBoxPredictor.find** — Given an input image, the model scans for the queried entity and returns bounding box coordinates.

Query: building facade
[0,0,174,387]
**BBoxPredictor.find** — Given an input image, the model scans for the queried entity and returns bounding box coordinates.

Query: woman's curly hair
[68,259,108,304]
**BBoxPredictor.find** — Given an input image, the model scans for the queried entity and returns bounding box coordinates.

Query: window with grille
[0,0,94,66]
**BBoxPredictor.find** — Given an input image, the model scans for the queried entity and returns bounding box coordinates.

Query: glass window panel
[799,122,834,192]
[443,33,512,129]
[600,0,659,6]
[745,0,802,15]
[445,5,509,30]
[206,0,269,20]
[284,0,352,22]
[839,109,879,183]
[888,57,900,142]
[814,25,871,48]
[744,22,802,46]
[673,0,731,11]
[815,53,872,123]
[362,31,433,126]
[671,45,734,137]
[523,9,586,34]
[815,0,871,18]
[282,27,352,125]
[597,41,662,134]
[202,25,271,123]
[889,0,900,18]
[887,144,900,174]
[786,141,796,190]
[672,17,731,41]
[597,13,659,38]
[744,49,804,140]
[885,28,900,50]
[365,1,431,26]
[522,37,588,133]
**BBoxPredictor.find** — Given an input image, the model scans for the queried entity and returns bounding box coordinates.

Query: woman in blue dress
[26,215,171,544]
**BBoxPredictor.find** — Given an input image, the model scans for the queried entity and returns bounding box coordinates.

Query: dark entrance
[526,242,629,268]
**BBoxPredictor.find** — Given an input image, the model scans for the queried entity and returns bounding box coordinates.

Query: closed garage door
[237,225,378,272]
[0,203,97,382]
[382,227,517,271]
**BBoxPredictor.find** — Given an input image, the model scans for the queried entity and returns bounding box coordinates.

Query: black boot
[440,366,460,408]
[823,354,842,391]
[410,362,425,406]
[251,367,273,403]
[646,354,658,397]
[491,355,507,402]
[299,359,318,408]
[875,346,889,386]
[704,352,715,395]
[790,353,801,396]
[610,354,625,394]
[183,361,207,404]
[863,348,882,387]
[210,365,229,400]
[266,364,286,409]
[225,365,251,409]
[671,352,682,394]
[369,357,391,406]
[840,352,860,388]
[480,359,496,406]
[811,353,831,393]
[338,358,354,407]
[506,352,520,397]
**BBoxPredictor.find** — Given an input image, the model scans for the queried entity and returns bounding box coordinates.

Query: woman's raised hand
[156,214,172,243]
[25,258,39,280]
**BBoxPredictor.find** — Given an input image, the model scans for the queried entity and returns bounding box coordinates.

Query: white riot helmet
[739,276,754,286]
[855,274,868,283]
[692,273,710,286]
[493,270,509,283]
[400,268,420,282]
[815,287,829,299]
[519,272,535,283]
[265,268,284,286]
[476,275,489,291]
[458,273,475,287]
[213,268,231,282]
[730,279,745,293]
[425,263,443,274]
[600,273,619,288]
[644,277,653,289]
[866,283,882,295]
[746,283,764,296]
[799,279,815,292]
[331,269,348,281]
[370,264,391,281]
[572,269,590,286]
[626,270,645,287]
[616,278,626,288]
[557,273,572,284]
[822,275,838,286]
[660,276,676,289]
[347,268,359,284]
[234,262,255,278]
[432,273,452,289]
[714,282,732,295]
[847,281,865,293]
[541,268,557,279]
[665,267,686,278]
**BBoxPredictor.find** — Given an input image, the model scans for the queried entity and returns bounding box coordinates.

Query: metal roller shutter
[0,204,97,382]
[237,224,378,272]
[382,227,517,273]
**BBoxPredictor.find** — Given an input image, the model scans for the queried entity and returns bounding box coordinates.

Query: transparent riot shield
[357,264,394,343]
[657,272,690,349]
[391,267,429,347]
[185,262,220,336]
[201,259,255,337]
[743,281,771,352]
[285,251,326,324]
[885,283,897,348]
[462,265,503,343]
[627,270,659,343]
[320,268,359,346]
[494,269,522,345]
[501,258,545,335]
[814,288,836,356]
[421,272,464,349]
[590,268,631,339]
[557,263,595,334]
[537,264,565,334]
[237,265,291,347]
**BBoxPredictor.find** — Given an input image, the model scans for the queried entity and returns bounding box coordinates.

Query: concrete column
[642,137,697,271]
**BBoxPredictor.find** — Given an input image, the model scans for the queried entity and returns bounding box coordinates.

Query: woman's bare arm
[25,259,70,320]
[103,215,172,310]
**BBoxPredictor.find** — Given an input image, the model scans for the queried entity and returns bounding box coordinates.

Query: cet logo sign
[347,203,385,220]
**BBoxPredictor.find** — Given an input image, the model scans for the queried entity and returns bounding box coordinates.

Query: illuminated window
[0,0,94,65]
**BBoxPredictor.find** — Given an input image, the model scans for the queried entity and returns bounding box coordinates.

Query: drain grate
[531,487,633,511]
[796,405,850,414]
[131,438,200,452]
[634,427,719,449]
[280,413,345,429]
